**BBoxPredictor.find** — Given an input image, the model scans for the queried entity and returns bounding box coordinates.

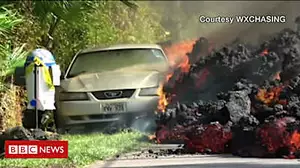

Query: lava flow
[153,19,300,159]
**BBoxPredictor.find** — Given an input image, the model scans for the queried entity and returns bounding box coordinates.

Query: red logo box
[5,140,68,158]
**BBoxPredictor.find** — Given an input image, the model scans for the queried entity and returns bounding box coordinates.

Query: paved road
[89,155,300,168]
[88,144,300,168]
[138,164,300,168]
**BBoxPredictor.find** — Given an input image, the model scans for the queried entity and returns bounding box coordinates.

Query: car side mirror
[13,66,26,86]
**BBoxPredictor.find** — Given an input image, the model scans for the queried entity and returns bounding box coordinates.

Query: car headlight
[139,87,159,96]
[59,92,89,101]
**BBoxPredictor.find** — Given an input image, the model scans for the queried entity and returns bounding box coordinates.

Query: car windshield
[67,48,167,78]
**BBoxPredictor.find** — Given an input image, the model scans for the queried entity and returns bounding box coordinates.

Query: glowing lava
[257,117,291,154]
[185,123,232,153]
[255,86,285,105]
[290,130,300,152]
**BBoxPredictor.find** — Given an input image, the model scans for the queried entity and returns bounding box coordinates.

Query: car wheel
[53,109,69,134]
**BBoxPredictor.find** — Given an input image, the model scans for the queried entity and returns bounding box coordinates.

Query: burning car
[55,44,169,131]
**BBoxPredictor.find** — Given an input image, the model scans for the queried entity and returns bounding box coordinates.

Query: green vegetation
[0,7,28,90]
[0,1,166,167]
[0,7,27,130]
[0,131,147,168]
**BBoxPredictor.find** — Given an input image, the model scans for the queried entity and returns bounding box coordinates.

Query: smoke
[130,117,156,133]
[149,1,300,46]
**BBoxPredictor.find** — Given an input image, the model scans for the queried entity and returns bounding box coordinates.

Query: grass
[0,131,148,168]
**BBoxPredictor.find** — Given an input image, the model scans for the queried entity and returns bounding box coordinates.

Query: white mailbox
[24,48,61,111]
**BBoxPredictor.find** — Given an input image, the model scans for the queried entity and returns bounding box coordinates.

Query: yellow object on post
[25,56,54,90]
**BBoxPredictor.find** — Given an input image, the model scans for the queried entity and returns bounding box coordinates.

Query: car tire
[53,108,68,134]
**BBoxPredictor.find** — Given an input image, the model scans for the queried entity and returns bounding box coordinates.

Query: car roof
[79,44,163,54]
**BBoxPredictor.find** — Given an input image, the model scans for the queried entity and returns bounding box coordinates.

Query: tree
[32,0,138,48]
[0,0,138,49]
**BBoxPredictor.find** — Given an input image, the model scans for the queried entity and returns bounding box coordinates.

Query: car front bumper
[57,95,159,126]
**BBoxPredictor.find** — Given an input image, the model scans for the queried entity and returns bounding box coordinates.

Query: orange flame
[178,55,191,73]
[148,134,156,141]
[163,39,195,71]
[156,40,196,112]
[157,84,168,112]
[256,86,284,105]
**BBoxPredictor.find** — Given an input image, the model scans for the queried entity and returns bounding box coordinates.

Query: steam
[149,1,300,46]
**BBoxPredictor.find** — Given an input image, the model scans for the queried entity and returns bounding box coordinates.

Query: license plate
[102,103,126,112]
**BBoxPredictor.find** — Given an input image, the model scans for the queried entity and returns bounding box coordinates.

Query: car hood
[60,64,168,92]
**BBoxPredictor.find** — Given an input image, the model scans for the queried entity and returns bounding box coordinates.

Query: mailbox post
[24,48,61,129]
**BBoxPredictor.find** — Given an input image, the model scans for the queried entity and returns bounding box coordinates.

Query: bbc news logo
[5,140,68,158]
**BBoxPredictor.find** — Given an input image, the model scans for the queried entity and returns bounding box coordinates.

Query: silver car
[55,44,169,130]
